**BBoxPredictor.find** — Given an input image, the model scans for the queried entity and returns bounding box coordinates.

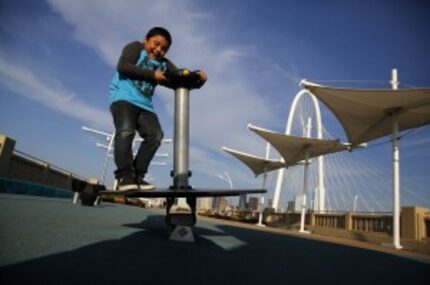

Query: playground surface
[1,193,429,284]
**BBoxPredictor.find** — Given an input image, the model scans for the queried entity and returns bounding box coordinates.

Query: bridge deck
[0,182,429,284]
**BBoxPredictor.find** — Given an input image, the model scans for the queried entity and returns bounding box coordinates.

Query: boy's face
[144,35,170,60]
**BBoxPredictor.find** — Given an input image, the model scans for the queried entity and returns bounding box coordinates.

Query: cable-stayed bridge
[271,91,430,213]
[226,88,429,213]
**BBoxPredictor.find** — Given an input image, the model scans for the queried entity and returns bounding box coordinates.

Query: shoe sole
[117,184,138,192]
[138,185,156,191]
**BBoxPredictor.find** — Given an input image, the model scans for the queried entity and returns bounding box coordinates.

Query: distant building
[197,197,213,210]
[212,197,228,212]
[248,197,259,211]
[238,194,247,210]
[218,198,228,212]
[286,200,295,213]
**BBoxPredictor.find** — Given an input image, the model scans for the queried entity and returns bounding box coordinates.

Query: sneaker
[117,176,138,192]
[135,176,156,191]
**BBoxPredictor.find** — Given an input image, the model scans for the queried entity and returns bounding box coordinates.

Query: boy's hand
[196,70,208,82]
[154,70,167,83]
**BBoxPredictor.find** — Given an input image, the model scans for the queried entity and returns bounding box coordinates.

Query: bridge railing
[311,212,392,233]
[351,213,392,233]
[313,213,345,229]
[265,207,429,243]
[0,134,90,192]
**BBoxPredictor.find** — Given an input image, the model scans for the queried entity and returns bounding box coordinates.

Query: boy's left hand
[195,70,208,82]
[154,70,168,83]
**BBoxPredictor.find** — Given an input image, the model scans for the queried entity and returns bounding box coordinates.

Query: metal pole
[392,112,401,248]
[299,117,312,233]
[257,143,270,226]
[391,68,399,90]
[217,172,233,189]
[299,149,310,233]
[101,132,115,184]
[353,195,358,212]
[224,171,233,189]
[173,87,190,188]
[391,68,402,249]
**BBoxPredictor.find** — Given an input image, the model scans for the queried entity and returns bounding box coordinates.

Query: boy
[109,27,207,191]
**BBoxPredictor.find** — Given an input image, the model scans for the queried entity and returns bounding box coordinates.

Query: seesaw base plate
[169,225,195,242]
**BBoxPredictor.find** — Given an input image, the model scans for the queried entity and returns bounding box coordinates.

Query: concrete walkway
[1,193,429,284]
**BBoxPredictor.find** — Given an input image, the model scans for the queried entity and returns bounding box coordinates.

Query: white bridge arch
[272,90,326,212]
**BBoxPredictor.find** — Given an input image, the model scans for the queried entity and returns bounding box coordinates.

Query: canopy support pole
[392,111,402,249]
[299,148,310,233]
[390,68,402,249]
[257,143,270,227]
[299,117,312,233]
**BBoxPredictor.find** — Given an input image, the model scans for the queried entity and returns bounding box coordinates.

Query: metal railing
[314,213,345,229]
[351,214,392,233]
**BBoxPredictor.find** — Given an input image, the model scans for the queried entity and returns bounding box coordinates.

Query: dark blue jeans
[110,101,164,179]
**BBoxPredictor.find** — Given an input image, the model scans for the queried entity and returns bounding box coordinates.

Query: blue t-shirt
[109,49,167,112]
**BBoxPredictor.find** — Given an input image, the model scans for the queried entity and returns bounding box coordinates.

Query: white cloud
[45,0,213,67]
[45,0,280,181]
[0,0,300,191]
[0,53,111,130]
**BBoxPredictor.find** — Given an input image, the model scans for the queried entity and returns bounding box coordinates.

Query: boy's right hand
[154,70,167,83]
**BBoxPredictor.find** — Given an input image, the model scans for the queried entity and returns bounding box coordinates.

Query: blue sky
[1,0,429,210]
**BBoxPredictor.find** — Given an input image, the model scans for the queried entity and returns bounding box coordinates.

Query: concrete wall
[0,135,16,177]
[401,206,429,241]
[0,134,90,192]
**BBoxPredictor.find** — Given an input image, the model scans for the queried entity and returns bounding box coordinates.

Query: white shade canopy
[300,80,430,146]
[222,147,287,177]
[248,124,350,165]
[300,77,430,249]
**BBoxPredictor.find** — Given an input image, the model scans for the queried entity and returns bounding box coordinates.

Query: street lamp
[82,126,171,188]
[217,171,233,189]
[353,195,359,212]
[215,171,234,211]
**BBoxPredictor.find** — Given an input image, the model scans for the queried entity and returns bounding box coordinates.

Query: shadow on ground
[1,213,429,285]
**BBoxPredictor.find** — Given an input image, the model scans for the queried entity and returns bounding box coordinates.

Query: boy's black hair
[145,27,172,47]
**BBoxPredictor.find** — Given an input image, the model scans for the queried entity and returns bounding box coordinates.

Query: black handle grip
[165,68,205,90]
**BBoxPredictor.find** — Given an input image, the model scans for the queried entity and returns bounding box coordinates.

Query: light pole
[353,195,358,212]
[217,171,233,189]
[82,126,114,184]
[82,126,171,188]
[216,171,233,211]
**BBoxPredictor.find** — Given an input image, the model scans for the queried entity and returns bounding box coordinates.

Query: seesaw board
[100,188,266,198]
